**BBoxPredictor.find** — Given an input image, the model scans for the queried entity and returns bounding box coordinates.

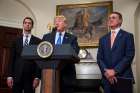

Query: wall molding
[15,0,37,35]
[0,17,22,28]
[0,0,37,32]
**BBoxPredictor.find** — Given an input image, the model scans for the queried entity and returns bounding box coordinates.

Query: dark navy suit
[42,30,79,93]
[8,35,41,93]
[97,29,135,93]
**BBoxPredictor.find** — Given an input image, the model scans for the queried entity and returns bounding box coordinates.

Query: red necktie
[111,31,115,48]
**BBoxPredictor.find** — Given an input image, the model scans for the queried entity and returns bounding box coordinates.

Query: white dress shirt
[23,33,31,46]
[111,27,121,37]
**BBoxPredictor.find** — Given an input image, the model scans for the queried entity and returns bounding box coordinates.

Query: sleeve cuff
[7,77,13,80]
[35,78,39,80]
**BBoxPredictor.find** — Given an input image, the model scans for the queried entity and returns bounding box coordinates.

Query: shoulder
[120,29,134,37]
[43,32,52,37]
[11,36,22,47]
[14,36,22,42]
[32,35,41,40]
[65,32,77,39]
[43,31,55,37]
[31,35,42,43]
[42,33,52,41]
[100,32,110,41]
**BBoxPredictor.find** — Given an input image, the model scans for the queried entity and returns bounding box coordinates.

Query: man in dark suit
[42,15,80,93]
[7,17,41,93]
[97,12,135,93]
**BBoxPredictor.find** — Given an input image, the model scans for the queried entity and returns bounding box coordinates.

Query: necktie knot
[112,31,115,35]
[25,34,28,38]
[59,32,62,36]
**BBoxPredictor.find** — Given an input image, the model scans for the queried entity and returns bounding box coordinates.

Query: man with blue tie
[42,15,79,93]
[97,12,135,93]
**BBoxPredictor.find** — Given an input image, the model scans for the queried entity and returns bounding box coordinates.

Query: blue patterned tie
[56,32,62,45]
[24,35,28,46]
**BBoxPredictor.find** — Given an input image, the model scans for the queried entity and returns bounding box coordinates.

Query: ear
[118,19,122,26]
[64,23,67,27]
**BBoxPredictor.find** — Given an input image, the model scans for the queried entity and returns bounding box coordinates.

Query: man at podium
[42,15,80,93]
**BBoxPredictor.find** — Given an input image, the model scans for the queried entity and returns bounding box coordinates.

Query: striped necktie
[24,35,29,46]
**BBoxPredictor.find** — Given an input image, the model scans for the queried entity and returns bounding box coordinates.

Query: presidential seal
[37,41,53,58]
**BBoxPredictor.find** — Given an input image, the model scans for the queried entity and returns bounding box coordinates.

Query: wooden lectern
[21,44,80,93]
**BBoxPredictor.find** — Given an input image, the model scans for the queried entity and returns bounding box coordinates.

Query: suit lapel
[51,31,56,44]
[106,32,111,51]
[20,37,23,47]
[111,30,123,50]
[18,36,23,52]
[29,35,33,45]
[62,32,69,44]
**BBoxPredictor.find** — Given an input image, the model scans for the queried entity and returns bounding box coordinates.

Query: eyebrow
[109,16,118,19]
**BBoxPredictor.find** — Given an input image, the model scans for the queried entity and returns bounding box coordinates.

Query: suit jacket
[97,29,135,79]
[9,35,42,82]
[42,30,79,86]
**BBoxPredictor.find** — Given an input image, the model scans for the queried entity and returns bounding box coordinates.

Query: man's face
[55,18,66,32]
[108,13,122,29]
[23,19,33,32]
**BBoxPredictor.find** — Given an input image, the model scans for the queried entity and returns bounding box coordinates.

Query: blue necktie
[56,32,62,45]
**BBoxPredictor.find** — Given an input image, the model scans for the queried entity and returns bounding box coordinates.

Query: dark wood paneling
[0,26,22,93]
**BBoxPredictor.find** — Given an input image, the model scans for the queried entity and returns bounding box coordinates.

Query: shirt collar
[111,27,120,35]
[23,30,31,38]
[56,31,65,37]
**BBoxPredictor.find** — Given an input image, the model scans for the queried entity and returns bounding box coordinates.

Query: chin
[25,30,31,32]
[57,28,64,31]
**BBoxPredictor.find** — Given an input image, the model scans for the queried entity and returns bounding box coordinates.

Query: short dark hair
[23,17,34,27]
[111,12,123,20]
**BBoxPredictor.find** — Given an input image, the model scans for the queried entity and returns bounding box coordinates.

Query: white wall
[0,0,33,28]
[18,0,56,37]
[0,0,140,93]
[135,2,140,93]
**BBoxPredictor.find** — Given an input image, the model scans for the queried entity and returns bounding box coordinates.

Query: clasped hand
[104,69,117,85]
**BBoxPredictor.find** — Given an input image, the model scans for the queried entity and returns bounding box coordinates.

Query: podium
[22,44,80,93]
